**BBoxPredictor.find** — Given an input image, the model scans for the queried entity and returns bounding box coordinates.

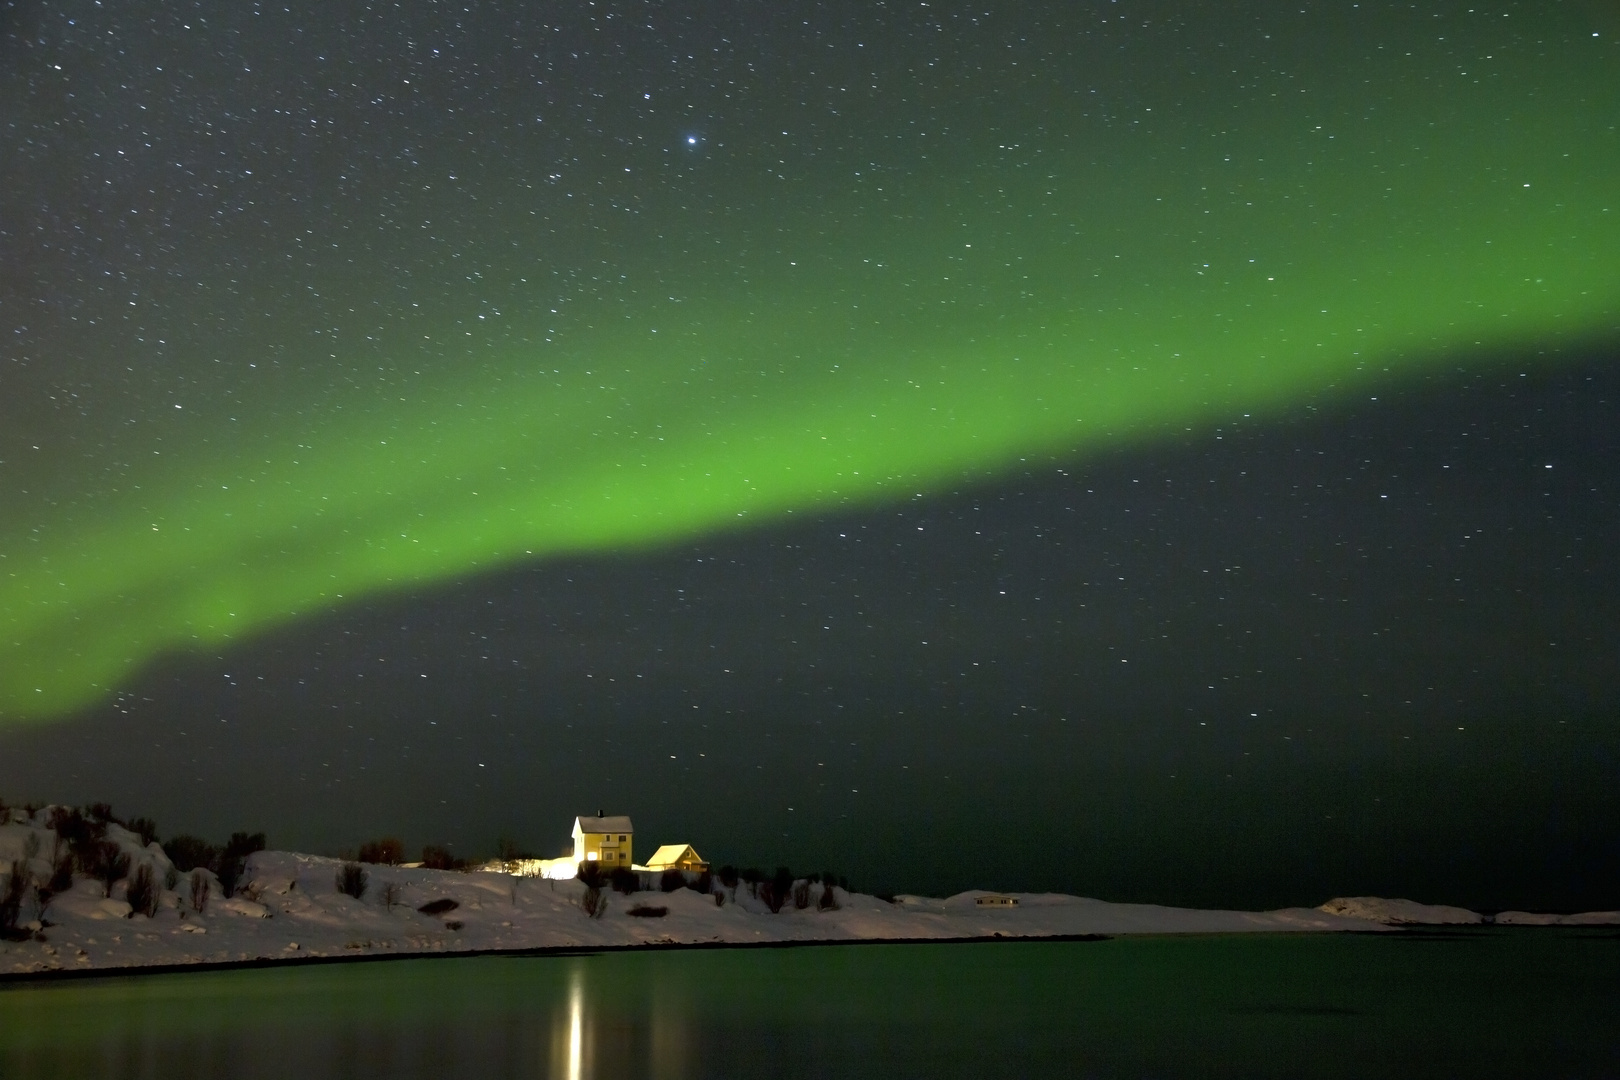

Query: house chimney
[597,808,604,818]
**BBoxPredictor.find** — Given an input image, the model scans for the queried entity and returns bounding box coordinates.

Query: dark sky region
[1,0,1617,912]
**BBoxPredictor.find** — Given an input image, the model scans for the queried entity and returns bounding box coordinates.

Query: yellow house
[644,844,708,872]
[573,814,633,868]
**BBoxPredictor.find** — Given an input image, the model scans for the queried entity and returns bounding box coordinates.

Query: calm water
[1,931,1616,1079]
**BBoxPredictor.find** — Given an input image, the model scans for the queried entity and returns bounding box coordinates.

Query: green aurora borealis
[2,3,1617,724]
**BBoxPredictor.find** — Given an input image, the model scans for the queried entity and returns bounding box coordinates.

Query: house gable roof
[575,815,633,834]
[646,844,701,867]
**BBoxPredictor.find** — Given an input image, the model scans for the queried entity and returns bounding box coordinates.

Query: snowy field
[3,813,1614,978]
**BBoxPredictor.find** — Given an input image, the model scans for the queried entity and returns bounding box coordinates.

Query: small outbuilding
[643,844,708,873]
[975,894,1019,907]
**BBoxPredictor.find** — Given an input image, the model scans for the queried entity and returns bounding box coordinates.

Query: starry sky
[1,0,1617,910]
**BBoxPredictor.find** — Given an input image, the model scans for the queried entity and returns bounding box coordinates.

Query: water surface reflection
[0,934,1614,1080]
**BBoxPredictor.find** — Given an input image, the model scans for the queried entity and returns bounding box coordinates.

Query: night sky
[2,0,1616,911]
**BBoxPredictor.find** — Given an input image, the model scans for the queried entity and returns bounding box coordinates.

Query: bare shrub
[23,833,40,861]
[163,835,218,874]
[93,842,130,898]
[610,866,639,895]
[190,870,211,914]
[689,869,713,895]
[659,868,685,894]
[125,864,158,918]
[47,856,73,896]
[793,879,811,910]
[581,885,606,919]
[421,845,465,871]
[627,904,668,918]
[381,882,402,911]
[740,867,762,898]
[818,880,841,912]
[759,866,794,914]
[217,833,266,898]
[1,861,31,941]
[357,838,404,865]
[714,890,725,907]
[127,817,159,847]
[335,862,368,899]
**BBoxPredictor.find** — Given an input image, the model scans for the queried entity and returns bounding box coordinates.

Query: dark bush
[659,868,685,893]
[54,809,103,870]
[47,855,73,896]
[336,862,368,899]
[793,879,811,910]
[690,869,713,895]
[92,841,130,898]
[189,870,211,914]
[757,866,795,914]
[818,880,841,912]
[741,867,763,898]
[1,861,30,941]
[577,861,605,889]
[445,920,463,931]
[718,865,739,890]
[581,885,606,919]
[714,890,726,907]
[86,803,117,825]
[381,882,402,911]
[627,904,668,918]
[216,832,266,899]
[127,817,159,847]
[417,898,459,915]
[421,845,465,871]
[163,835,218,874]
[609,866,639,894]
[125,864,158,918]
[357,838,404,865]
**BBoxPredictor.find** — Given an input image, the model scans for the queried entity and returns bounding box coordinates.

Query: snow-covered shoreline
[3,817,1615,980]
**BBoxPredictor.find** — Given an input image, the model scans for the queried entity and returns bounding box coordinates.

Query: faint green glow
[2,58,1618,723]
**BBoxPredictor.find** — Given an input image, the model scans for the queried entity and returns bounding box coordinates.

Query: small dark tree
[0,861,31,941]
[47,855,74,896]
[190,870,211,914]
[576,861,605,889]
[357,838,404,865]
[659,868,685,893]
[689,869,713,895]
[215,831,266,898]
[163,835,219,874]
[793,879,811,910]
[127,817,159,847]
[336,862,368,899]
[125,864,158,918]
[381,882,402,912]
[421,845,463,871]
[581,884,606,919]
[86,802,117,825]
[741,867,763,898]
[818,876,841,912]
[610,866,639,895]
[93,841,130,899]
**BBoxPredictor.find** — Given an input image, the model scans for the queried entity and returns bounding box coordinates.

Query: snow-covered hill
[2,809,1612,978]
